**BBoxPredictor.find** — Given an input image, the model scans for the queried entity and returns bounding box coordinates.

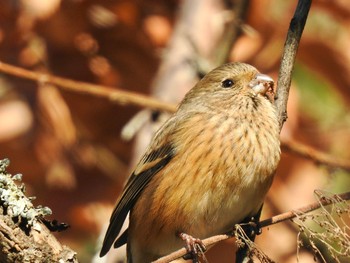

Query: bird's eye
[221,79,234,88]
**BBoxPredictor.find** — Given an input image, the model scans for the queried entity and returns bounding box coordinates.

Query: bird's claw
[247,217,262,236]
[179,233,206,262]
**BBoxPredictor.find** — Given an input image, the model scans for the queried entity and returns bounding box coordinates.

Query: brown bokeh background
[0,0,349,262]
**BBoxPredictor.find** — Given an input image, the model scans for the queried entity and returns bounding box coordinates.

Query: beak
[249,73,275,102]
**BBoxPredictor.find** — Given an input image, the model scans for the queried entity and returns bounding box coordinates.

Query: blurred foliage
[0,0,349,262]
[294,63,349,130]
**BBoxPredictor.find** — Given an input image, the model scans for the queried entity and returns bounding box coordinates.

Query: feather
[99,143,175,257]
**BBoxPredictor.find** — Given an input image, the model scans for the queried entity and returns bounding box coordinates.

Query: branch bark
[0,61,176,113]
[0,159,77,262]
[0,212,77,262]
[275,0,312,130]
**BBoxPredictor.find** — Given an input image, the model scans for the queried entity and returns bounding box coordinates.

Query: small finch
[100,62,281,262]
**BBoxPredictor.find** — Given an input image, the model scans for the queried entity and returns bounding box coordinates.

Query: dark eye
[221,79,234,88]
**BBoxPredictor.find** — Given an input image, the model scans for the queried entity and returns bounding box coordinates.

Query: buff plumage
[100,62,281,262]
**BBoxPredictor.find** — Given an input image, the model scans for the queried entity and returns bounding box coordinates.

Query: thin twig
[0,61,176,112]
[258,191,350,228]
[0,61,348,172]
[212,0,250,66]
[282,139,350,172]
[153,191,350,263]
[275,0,312,130]
[153,234,230,263]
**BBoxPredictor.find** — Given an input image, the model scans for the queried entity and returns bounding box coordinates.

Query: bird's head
[179,62,275,112]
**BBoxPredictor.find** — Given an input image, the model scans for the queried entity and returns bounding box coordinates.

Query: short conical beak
[249,73,275,102]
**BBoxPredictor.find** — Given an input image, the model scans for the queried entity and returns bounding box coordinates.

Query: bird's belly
[130,169,273,259]
[130,123,279,259]
[183,173,272,237]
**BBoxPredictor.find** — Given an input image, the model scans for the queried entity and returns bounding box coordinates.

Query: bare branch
[153,234,230,263]
[212,0,250,66]
[258,191,350,228]
[275,0,312,130]
[282,139,350,172]
[153,191,350,263]
[0,61,176,113]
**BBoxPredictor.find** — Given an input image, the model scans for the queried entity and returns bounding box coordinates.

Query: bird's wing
[99,142,176,257]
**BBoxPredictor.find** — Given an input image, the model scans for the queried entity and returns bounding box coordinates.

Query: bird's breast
[130,105,280,253]
[159,108,280,235]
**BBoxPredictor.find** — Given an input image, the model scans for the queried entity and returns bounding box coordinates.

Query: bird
[100,62,281,262]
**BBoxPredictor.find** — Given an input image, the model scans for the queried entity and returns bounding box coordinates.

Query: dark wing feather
[99,143,175,257]
[114,229,128,248]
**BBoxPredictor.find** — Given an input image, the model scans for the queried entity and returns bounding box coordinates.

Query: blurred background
[0,0,349,262]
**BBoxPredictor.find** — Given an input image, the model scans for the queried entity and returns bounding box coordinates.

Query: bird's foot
[244,217,262,237]
[235,217,262,263]
[178,232,206,263]
[240,221,261,239]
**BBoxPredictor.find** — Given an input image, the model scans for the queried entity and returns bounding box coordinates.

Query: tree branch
[275,0,312,130]
[0,159,77,262]
[282,139,350,172]
[153,191,350,263]
[0,61,176,113]
[258,191,350,228]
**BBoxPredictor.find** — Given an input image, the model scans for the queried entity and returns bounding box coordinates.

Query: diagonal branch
[275,0,312,130]
[153,191,350,263]
[258,191,350,228]
[282,139,350,172]
[0,61,176,113]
